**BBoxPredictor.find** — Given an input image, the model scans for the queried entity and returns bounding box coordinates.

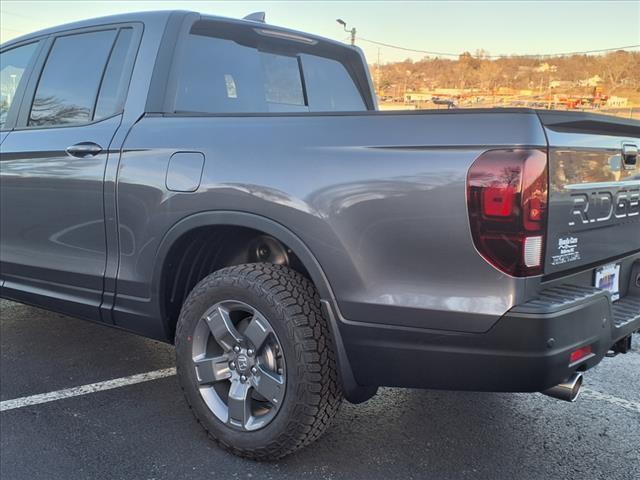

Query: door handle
[65,142,103,158]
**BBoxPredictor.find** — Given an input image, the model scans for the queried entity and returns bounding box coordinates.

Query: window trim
[296,56,310,107]
[0,40,44,132]
[13,22,143,131]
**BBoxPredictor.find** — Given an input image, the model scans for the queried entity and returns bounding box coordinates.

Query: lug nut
[229,361,236,370]
[240,375,247,383]
[233,345,241,353]
[251,367,258,374]
[247,349,254,356]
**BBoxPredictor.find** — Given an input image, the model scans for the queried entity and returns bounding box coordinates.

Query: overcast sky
[2,1,639,63]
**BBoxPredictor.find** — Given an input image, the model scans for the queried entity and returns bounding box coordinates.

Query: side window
[29,30,116,127]
[175,35,306,114]
[94,28,135,119]
[0,42,38,129]
[300,54,366,112]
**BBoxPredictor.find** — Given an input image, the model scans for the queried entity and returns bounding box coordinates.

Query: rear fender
[152,210,376,403]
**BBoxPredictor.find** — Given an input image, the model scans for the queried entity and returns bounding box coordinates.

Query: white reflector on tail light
[524,236,543,267]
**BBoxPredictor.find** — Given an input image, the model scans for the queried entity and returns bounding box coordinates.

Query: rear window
[300,54,365,111]
[174,28,366,114]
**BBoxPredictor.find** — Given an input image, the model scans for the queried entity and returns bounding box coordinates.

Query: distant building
[606,96,628,108]
[578,75,603,87]
[534,63,558,73]
[549,80,574,89]
[433,88,472,95]
[404,92,432,103]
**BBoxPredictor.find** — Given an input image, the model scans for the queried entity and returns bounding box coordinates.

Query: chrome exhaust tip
[542,373,583,402]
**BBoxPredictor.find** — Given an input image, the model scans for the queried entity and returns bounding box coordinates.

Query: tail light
[467,149,548,277]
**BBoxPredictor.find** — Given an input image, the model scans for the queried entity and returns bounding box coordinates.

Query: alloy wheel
[190,300,286,431]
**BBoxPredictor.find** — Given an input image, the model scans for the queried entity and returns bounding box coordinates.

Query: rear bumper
[339,286,639,393]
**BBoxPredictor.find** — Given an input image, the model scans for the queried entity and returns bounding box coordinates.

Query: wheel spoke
[206,305,243,351]
[194,355,230,385]
[243,313,271,350]
[252,365,285,406]
[227,379,251,429]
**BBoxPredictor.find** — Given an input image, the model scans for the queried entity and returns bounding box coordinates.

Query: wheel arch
[151,210,375,403]
[152,211,334,315]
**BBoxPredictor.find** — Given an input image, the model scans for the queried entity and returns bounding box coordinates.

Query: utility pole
[376,48,381,94]
[336,19,356,46]
[403,70,412,103]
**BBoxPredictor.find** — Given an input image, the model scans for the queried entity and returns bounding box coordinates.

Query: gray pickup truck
[1,10,639,460]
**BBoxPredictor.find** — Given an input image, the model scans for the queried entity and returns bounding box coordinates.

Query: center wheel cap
[236,354,250,372]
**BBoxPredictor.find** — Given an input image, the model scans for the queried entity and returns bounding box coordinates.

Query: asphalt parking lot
[1,299,638,480]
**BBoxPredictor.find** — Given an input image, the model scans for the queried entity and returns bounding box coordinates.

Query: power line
[358,37,462,57]
[1,10,34,20]
[357,37,640,59]
[0,25,22,33]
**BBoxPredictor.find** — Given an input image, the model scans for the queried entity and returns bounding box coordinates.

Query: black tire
[175,263,342,460]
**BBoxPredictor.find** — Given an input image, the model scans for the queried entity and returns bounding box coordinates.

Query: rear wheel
[175,263,342,460]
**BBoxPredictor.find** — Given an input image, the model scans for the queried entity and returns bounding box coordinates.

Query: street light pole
[8,74,17,105]
[336,18,356,46]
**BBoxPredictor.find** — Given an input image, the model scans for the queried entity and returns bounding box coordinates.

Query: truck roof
[1,10,352,52]
[1,10,175,47]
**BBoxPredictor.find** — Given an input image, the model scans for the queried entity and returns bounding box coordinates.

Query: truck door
[0,26,138,320]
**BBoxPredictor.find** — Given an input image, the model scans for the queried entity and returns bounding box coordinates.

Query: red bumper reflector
[570,345,593,364]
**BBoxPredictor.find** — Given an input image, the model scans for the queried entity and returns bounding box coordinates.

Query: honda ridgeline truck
[1,11,639,460]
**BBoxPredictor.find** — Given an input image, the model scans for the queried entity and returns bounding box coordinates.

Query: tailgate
[539,111,640,275]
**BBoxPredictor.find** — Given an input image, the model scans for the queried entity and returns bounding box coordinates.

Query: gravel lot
[1,299,638,480]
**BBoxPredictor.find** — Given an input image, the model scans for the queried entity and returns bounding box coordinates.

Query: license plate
[594,263,621,301]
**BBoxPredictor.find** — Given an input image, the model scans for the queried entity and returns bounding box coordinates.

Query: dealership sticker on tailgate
[594,263,621,301]
[551,236,581,266]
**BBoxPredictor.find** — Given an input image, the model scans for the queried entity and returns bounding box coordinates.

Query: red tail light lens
[467,149,548,277]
